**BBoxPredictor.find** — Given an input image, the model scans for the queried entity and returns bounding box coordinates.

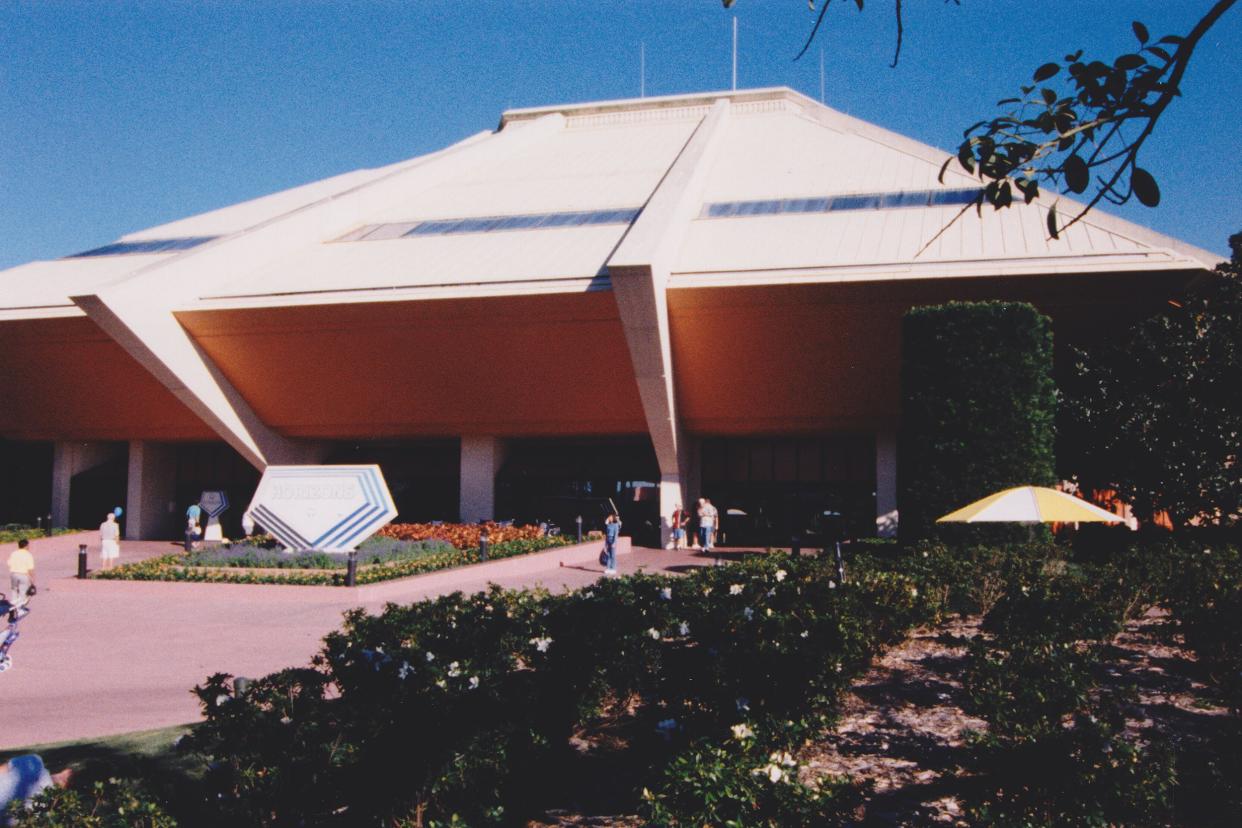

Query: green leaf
[1131,167,1160,207]
[1033,62,1060,82]
[1114,53,1146,71]
[1063,155,1089,194]
[1047,203,1059,239]
[1132,21,1149,45]
[1041,87,1057,106]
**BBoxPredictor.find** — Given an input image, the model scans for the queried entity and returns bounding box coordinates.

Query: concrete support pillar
[875,431,898,538]
[459,437,502,524]
[50,441,122,528]
[125,440,177,540]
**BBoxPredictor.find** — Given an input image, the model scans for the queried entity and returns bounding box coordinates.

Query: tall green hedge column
[898,301,1056,542]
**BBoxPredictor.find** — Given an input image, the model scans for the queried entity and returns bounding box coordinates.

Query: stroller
[0,591,31,673]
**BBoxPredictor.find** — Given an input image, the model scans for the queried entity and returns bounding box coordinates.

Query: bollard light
[45,514,52,537]
[77,544,88,579]
[479,526,490,561]
[791,534,801,557]
[345,550,358,587]
[575,515,583,544]
[233,676,251,696]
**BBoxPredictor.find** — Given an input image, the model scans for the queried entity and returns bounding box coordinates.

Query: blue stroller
[0,592,30,672]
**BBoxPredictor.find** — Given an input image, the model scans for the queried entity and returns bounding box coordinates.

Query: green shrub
[897,301,1056,542]
[967,711,1176,828]
[640,733,856,827]
[9,778,177,827]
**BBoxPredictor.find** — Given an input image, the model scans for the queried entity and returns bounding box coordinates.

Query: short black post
[35,516,42,533]
[45,514,52,537]
[791,534,802,557]
[575,515,583,544]
[479,527,490,562]
[345,550,358,587]
[233,676,250,696]
[77,544,88,579]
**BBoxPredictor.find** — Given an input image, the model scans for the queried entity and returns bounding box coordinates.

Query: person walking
[99,512,121,571]
[696,498,712,550]
[670,503,689,550]
[603,513,621,575]
[6,540,34,608]
[704,498,720,550]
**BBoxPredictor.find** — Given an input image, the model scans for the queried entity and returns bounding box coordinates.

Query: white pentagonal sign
[199,490,230,518]
[246,465,397,552]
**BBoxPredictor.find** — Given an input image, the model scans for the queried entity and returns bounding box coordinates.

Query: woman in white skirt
[99,512,121,570]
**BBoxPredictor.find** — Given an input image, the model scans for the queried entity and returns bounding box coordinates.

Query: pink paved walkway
[0,532,732,748]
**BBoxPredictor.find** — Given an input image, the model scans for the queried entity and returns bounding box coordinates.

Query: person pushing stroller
[0,590,32,673]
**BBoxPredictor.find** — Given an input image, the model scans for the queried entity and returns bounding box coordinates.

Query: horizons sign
[198,490,230,518]
[246,465,397,552]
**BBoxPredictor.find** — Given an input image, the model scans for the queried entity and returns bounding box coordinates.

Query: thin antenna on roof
[731,16,738,91]
[819,48,825,103]
[640,42,645,98]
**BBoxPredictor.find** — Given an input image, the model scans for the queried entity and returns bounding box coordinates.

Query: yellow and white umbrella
[937,486,1123,524]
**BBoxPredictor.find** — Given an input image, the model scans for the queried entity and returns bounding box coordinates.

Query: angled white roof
[0,87,1219,319]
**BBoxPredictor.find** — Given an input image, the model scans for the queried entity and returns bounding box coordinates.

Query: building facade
[0,88,1218,545]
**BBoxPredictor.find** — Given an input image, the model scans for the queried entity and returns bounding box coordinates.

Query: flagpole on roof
[732,17,738,91]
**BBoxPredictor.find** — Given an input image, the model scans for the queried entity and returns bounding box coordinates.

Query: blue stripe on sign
[252,506,312,549]
[321,469,386,547]
[252,506,311,549]
[325,504,382,548]
[311,501,371,547]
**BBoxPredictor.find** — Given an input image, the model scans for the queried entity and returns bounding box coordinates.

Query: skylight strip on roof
[700,188,983,219]
[67,236,219,258]
[336,208,643,243]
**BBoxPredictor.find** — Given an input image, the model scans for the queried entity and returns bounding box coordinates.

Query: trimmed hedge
[898,301,1056,542]
[94,536,572,586]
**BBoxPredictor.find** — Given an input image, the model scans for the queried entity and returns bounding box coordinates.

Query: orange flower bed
[376,522,545,549]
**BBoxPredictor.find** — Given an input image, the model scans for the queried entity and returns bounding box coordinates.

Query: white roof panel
[0,254,173,313]
[205,224,628,300]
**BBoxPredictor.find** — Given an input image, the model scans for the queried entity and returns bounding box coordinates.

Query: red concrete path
[0,532,726,749]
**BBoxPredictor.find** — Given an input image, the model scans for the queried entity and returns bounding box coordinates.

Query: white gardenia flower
[660,587,673,600]
[530,636,553,652]
[755,764,783,783]
[743,607,754,620]
[828,580,837,589]
[800,630,809,639]
[425,651,435,662]
[775,569,787,582]
[398,661,413,680]
[910,587,919,598]
[736,696,750,712]
[448,661,461,677]
[468,676,480,690]
[435,679,447,689]
[647,627,661,640]
[731,723,755,740]
[729,584,743,595]
[678,621,690,636]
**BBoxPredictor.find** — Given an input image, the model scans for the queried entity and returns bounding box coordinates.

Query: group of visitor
[669,497,719,551]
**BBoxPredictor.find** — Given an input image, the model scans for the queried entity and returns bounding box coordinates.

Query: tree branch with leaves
[724,0,1237,237]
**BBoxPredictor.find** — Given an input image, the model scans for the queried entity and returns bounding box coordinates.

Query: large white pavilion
[0,87,1218,544]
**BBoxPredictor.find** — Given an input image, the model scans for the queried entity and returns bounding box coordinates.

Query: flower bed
[94,529,572,586]
[0,524,83,543]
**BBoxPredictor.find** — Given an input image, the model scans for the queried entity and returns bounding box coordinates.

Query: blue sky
[2,1,1239,270]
